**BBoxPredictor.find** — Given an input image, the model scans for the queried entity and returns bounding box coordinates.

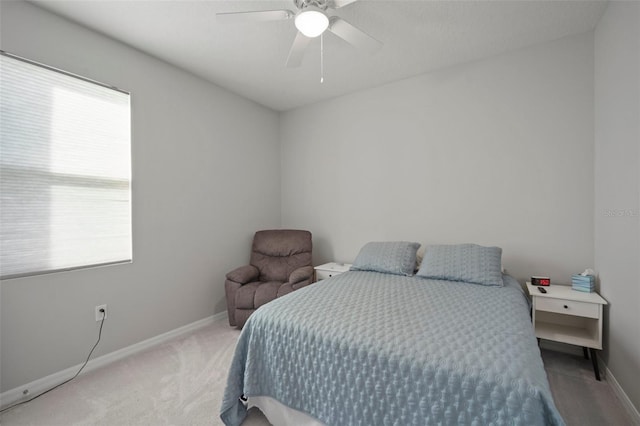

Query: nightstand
[526,282,608,380]
[314,262,351,282]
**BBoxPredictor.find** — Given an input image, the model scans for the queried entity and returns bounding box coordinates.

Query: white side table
[526,282,608,380]
[314,262,351,282]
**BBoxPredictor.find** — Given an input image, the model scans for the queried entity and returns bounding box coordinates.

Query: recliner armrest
[226,265,259,285]
[288,265,314,285]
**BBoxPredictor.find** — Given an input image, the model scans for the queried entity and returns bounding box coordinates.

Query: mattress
[220,271,565,426]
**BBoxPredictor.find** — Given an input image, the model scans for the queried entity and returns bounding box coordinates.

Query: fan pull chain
[320,33,324,84]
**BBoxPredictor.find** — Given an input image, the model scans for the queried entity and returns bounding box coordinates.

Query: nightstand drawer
[536,297,599,319]
[316,270,339,280]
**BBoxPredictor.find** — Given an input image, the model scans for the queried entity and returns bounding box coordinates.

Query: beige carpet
[541,349,636,426]
[0,318,635,425]
[0,319,267,426]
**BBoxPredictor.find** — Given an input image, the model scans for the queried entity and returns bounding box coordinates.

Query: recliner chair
[225,229,313,328]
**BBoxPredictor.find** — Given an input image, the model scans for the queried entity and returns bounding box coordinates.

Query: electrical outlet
[95,304,107,322]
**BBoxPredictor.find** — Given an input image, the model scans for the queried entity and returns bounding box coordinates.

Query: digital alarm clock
[531,276,551,286]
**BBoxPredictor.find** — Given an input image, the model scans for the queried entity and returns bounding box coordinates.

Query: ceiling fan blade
[328,16,382,54]
[216,10,294,23]
[331,0,359,8]
[286,31,312,68]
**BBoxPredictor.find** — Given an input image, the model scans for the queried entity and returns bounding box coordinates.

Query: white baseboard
[0,311,228,410]
[603,362,640,425]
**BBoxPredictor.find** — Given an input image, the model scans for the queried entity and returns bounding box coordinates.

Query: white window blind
[0,52,131,279]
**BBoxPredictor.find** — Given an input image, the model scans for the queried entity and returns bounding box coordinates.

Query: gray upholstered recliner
[225,229,313,328]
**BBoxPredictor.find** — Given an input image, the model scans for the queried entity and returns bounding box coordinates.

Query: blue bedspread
[220,272,564,425]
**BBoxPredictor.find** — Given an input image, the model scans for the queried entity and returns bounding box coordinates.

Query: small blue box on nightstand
[571,274,595,293]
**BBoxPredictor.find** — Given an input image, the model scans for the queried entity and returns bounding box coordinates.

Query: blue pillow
[350,241,420,276]
[416,244,503,286]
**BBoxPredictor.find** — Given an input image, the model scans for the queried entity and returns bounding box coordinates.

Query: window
[0,51,131,279]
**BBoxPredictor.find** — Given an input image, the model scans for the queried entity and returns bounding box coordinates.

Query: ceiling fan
[217,0,382,68]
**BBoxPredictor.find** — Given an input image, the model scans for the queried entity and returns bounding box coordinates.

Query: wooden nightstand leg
[583,347,589,360]
[589,348,601,381]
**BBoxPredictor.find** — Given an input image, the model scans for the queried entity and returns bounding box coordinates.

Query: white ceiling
[30,0,608,111]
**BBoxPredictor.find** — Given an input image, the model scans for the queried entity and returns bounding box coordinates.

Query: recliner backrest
[250,229,312,282]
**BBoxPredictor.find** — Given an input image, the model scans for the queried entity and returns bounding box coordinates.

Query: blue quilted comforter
[220,271,564,426]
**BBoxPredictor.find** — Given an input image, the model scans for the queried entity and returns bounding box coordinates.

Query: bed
[220,242,565,426]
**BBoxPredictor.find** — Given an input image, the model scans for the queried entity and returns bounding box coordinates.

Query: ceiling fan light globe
[295,8,329,38]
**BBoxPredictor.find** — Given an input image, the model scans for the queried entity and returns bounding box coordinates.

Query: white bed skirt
[248,396,325,426]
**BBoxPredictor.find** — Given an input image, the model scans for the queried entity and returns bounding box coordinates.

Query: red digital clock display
[531,276,551,286]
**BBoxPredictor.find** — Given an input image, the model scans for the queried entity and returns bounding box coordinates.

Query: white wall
[594,1,640,412]
[0,1,280,392]
[281,33,595,284]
